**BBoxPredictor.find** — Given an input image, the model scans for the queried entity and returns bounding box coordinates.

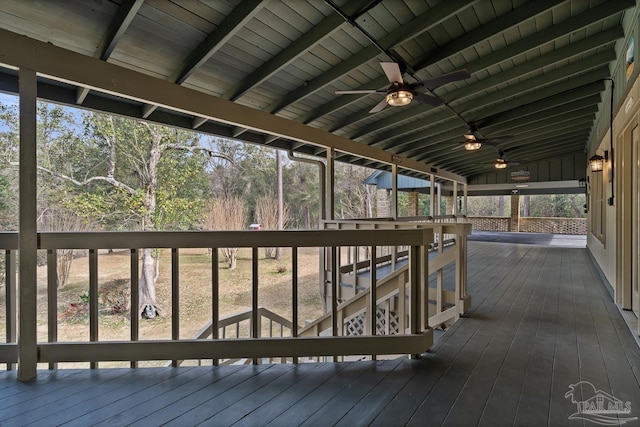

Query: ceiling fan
[491,150,530,169]
[335,62,470,113]
[453,128,514,151]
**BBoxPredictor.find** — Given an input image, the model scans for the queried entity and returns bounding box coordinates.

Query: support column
[452,181,458,215]
[429,174,436,217]
[391,164,398,220]
[510,192,520,232]
[18,68,38,381]
[325,148,335,220]
[445,197,454,215]
[463,183,468,215]
[407,191,419,216]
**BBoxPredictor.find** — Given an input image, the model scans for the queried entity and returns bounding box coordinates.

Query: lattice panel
[343,306,400,336]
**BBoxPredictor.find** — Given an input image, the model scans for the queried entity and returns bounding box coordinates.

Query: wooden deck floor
[2,241,640,426]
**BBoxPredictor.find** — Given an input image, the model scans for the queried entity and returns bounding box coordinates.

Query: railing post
[130,249,139,368]
[292,247,298,364]
[47,250,58,370]
[171,248,179,367]
[252,247,259,364]
[370,245,377,360]
[18,67,38,381]
[409,244,421,358]
[89,249,99,369]
[5,250,17,370]
[211,247,219,366]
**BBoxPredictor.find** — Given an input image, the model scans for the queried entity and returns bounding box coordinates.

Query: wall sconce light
[578,178,587,188]
[589,150,608,172]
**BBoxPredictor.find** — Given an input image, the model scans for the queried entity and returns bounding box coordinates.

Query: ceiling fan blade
[413,92,442,107]
[369,98,389,113]
[380,62,404,84]
[414,69,470,88]
[335,89,384,94]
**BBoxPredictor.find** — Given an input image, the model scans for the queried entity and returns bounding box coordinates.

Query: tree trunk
[498,195,505,217]
[275,150,283,260]
[139,130,163,319]
[139,248,158,318]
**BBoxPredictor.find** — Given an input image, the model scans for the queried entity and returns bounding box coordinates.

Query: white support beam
[430,174,436,216]
[391,164,398,220]
[0,29,466,184]
[18,68,38,381]
[326,149,335,220]
[452,181,458,215]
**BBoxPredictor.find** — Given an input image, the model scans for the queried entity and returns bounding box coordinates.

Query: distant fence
[467,216,586,235]
[519,217,586,234]
[466,217,510,232]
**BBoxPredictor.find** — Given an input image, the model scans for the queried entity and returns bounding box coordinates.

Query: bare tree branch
[164,144,232,162]
[9,162,138,195]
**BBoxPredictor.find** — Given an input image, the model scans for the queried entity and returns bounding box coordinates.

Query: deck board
[1,241,639,426]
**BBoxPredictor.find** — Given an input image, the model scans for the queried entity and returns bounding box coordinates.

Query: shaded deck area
[2,241,640,426]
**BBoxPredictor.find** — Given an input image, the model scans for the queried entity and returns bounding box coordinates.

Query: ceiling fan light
[494,159,507,169]
[464,133,476,140]
[386,90,413,107]
[464,141,482,151]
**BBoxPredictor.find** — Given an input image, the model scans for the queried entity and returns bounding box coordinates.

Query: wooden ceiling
[0,0,635,180]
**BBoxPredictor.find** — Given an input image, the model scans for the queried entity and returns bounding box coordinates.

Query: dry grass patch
[26,246,323,345]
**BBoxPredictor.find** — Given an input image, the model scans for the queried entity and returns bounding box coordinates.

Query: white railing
[0,228,435,373]
[321,219,471,331]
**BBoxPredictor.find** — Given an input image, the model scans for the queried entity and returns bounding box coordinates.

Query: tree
[203,196,248,269]
[38,112,224,318]
[255,193,290,258]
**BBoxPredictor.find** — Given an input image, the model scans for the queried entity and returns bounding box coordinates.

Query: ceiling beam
[141,0,266,119]
[76,0,144,104]
[464,67,611,123]
[0,29,466,183]
[478,83,604,128]
[223,0,376,102]
[444,27,621,105]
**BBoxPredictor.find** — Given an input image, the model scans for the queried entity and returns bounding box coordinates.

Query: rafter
[142,0,267,119]
[76,0,143,104]
[223,0,376,102]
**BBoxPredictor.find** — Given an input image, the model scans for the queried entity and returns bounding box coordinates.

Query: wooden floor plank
[163,364,295,426]
[136,364,275,426]
[264,361,384,427]
[232,363,347,427]
[0,368,132,424]
[298,358,403,427]
[200,362,325,426]
[25,368,194,426]
[92,365,244,426]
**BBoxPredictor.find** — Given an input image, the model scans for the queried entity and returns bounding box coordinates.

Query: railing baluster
[370,245,377,361]
[331,246,338,362]
[6,250,16,370]
[47,250,58,370]
[171,248,179,367]
[211,247,219,366]
[292,246,298,364]
[89,249,98,369]
[130,249,139,368]
[252,247,259,364]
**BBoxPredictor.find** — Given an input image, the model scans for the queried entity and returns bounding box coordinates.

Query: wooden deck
[2,241,640,426]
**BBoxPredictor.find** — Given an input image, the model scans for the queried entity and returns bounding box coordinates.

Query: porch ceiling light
[589,150,608,172]
[464,141,482,151]
[494,158,507,169]
[386,90,413,107]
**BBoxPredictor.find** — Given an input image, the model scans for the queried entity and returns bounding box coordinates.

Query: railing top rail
[0,229,433,250]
